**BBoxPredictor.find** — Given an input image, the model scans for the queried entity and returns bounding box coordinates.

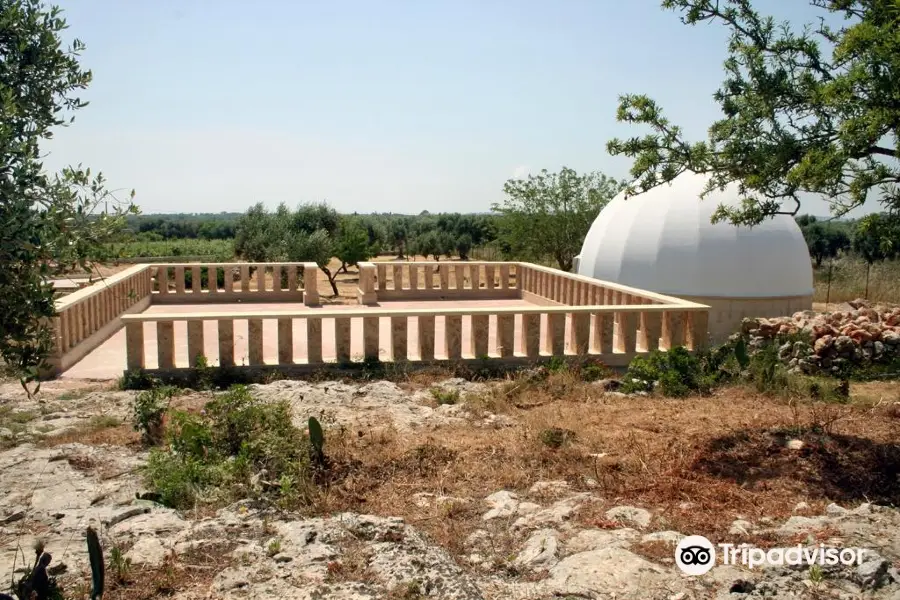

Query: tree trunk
[339,262,348,274]
[825,259,833,310]
[320,267,340,296]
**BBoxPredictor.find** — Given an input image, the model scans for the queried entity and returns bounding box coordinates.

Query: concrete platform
[62,298,564,379]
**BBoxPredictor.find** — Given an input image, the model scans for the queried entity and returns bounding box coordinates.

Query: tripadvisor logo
[675,535,868,575]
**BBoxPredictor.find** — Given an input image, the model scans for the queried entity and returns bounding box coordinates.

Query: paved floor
[62,299,569,379]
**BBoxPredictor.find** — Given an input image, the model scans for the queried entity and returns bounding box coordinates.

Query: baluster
[125,322,145,370]
[571,312,590,355]
[472,314,489,358]
[306,316,323,363]
[218,319,234,366]
[335,317,351,363]
[453,264,465,290]
[424,265,435,290]
[418,315,435,361]
[484,265,495,290]
[615,310,638,353]
[685,311,709,351]
[241,264,251,293]
[391,316,407,362]
[445,314,462,360]
[592,312,614,355]
[248,318,264,365]
[377,264,387,291]
[640,311,663,352]
[157,321,175,369]
[498,313,515,358]
[392,265,403,291]
[363,316,379,361]
[499,265,510,290]
[409,265,419,291]
[661,311,683,350]
[175,266,185,295]
[192,266,202,294]
[548,312,565,355]
[522,313,541,358]
[188,321,204,367]
[278,318,293,364]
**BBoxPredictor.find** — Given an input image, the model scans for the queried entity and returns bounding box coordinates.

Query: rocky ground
[1,376,899,599]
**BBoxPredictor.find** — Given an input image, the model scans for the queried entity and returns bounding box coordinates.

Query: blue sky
[44,0,863,217]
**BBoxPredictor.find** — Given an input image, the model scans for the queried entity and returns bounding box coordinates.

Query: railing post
[498,314,514,358]
[472,314,489,357]
[424,265,435,290]
[548,313,565,355]
[218,319,234,367]
[126,322,145,370]
[192,266,202,294]
[453,264,465,290]
[499,265,510,290]
[640,311,663,352]
[188,321,204,367]
[440,266,450,290]
[335,317,351,363]
[661,311,683,350]
[303,263,320,306]
[157,321,175,369]
[592,312,615,354]
[409,264,419,291]
[392,265,404,292]
[358,263,377,304]
[175,267,185,295]
[391,316,407,362]
[287,264,298,293]
[248,318,264,365]
[278,318,293,364]
[377,264,387,291]
[307,316,323,363]
[241,264,251,293]
[486,265,496,290]
[418,315,435,361]
[615,311,637,353]
[363,316,379,361]
[685,311,710,351]
[571,313,590,355]
[522,313,540,358]
[445,314,462,360]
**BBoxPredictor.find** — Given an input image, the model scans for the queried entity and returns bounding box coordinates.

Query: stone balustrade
[150,262,315,304]
[50,260,712,377]
[120,302,710,372]
[517,263,678,307]
[358,261,519,301]
[48,264,154,373]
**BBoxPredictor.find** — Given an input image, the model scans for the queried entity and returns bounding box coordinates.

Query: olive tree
[492,167,624,271]
[607,0,900,226]
[1,0,137,384]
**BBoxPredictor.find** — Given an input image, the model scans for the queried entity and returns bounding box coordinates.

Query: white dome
[576,172,813,298]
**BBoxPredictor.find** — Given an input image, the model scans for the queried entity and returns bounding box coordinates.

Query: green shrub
[144,385,318,510]
[132,386,177,445]
[430,387,460,405]
[621,346,719,398]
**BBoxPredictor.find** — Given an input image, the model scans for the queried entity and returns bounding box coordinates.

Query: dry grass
[303,373,900,553]
[40,418,139,448]
[813,256,900,304]
[78,541,237,600]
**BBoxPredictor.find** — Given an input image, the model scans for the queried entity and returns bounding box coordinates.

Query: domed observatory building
[575,172,813,343]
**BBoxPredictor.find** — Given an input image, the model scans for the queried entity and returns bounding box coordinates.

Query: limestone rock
[544,547,684,599]
[514,529,559,569]
[605,505,652,529]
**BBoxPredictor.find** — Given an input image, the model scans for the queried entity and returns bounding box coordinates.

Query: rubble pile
[741,299,900,374]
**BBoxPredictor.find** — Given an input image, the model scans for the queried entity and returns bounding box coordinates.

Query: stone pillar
[302,263,320,306]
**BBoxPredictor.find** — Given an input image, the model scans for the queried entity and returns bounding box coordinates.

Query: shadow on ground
[693,428,900,504]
